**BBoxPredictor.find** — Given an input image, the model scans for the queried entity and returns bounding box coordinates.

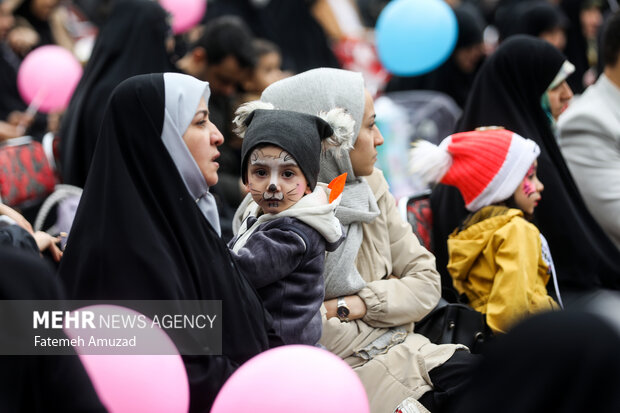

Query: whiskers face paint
[246,145,310,214]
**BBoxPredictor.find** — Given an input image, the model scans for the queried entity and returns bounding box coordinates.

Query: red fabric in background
[0,141,56,207]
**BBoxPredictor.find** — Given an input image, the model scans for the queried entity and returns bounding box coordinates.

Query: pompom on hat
[410,128,541,211]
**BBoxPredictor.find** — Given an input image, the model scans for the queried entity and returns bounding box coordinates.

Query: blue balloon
[376,0,458,76]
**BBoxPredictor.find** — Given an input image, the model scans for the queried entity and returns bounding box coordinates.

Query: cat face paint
[247,145,311,214]
[513,161,544,215]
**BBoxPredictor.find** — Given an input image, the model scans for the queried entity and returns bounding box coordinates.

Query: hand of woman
[324,295,367,321]
[33,231,63,262]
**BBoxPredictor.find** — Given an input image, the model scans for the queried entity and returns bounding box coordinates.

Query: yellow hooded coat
[447,207,559,334]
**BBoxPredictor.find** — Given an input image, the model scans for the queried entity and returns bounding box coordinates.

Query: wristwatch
[336,296,350,322]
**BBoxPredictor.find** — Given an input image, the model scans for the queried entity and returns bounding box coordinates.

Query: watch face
[337,306,350,319]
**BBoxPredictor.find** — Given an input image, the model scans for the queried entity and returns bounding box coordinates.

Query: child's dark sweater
[229,185,343,345]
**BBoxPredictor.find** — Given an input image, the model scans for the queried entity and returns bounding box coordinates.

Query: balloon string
[17,87,47,136]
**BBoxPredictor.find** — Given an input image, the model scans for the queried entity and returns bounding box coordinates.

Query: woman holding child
[254,68,478,413]
[227,105,345,346]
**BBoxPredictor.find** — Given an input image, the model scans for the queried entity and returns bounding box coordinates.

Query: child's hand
[33,231,63,262]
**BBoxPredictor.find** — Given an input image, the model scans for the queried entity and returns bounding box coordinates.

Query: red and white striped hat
[409,129,540,211]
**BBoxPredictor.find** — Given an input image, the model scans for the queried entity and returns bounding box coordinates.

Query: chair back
[398,189,433,252]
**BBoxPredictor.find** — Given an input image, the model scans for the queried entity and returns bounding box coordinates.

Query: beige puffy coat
[320,169,464,413]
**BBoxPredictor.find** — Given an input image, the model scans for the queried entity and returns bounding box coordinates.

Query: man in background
[559,11,620,251]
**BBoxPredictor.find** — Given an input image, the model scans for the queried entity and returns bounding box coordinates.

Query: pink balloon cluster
[211,345,370,413]
[17,45,83,113]
[159,0,207,34]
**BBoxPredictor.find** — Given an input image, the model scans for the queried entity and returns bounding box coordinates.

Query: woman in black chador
[0,247,106,412]
[58,72,272,412]
[430,35,620,299]
[59,0,176,188]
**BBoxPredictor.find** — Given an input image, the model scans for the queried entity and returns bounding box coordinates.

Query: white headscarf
[161,72,221,235]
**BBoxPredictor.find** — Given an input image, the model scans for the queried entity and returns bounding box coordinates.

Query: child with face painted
[228,102,347,346]
[410,128,561,335]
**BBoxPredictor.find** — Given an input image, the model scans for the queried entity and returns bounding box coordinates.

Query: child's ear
[241,178,250,194]
[304,186,312,195]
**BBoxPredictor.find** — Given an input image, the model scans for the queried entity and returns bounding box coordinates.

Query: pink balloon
[211,345,370,413]
[17,45,82,113]
[160,0,206,34]
[64,305,190,413]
